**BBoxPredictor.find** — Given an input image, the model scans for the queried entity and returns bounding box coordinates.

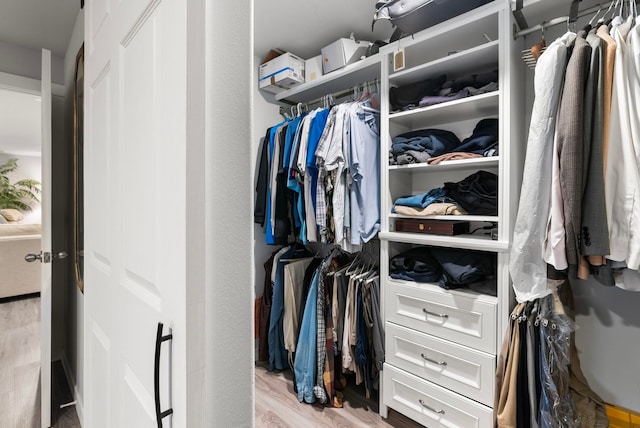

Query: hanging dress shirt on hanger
[510,31,576,303]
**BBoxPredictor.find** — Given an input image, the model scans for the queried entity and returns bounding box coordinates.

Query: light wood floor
[255,364,424,428]
[0,295,80,428]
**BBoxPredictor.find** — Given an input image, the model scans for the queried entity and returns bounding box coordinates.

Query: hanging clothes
[255,90,381,251]
[510,31,575,303]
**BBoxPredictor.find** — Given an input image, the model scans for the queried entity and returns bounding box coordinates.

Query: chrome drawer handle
[421,353,447,366]
[422,308,449,319]
[419,399,445,414]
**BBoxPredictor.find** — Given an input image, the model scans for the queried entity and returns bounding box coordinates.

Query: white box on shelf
[304,55,323,82]
[258,52,305,94]
[321,38,370,74]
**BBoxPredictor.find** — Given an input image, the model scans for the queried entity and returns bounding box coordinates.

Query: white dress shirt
[605,19,636,265]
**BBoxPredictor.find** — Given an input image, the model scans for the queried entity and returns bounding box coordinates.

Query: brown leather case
[394,219,470,236]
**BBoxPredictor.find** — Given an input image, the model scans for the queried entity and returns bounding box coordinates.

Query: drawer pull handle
[421,353,447,366]
[422,308,449,319]
[419,399,445,415]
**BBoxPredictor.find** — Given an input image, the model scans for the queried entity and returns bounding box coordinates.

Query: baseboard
[61,354,84,427]
[0,292,40,304]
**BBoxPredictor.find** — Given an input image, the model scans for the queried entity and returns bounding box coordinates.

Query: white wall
[205,1,254,426]
[523,15,640,413]
[61,9,84,423]
[0,153,42,223]
[0,40,64,86]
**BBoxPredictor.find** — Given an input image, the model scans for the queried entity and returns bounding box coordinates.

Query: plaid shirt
[315,109,337,235]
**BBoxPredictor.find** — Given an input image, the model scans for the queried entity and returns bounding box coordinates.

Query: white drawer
[385,279,497,354]
[386,322,496,407]
[383,364,493,428]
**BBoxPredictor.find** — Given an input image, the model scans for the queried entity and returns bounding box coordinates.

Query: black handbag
[373,0,493,35]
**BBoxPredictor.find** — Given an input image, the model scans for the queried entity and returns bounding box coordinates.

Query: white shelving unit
[263,2,524,426]
[378,1,524,426]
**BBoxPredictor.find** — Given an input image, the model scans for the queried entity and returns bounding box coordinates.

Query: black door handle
[154,322,173,428]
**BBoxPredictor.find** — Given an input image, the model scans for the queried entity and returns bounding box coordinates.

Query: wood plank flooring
[255,364,424,428]
[0,295,80,428]
[0,295,41,428]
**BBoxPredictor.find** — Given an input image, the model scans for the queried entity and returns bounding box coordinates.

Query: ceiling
[0,0,80,58]
[0,0,79,158]
[254,0,395,60]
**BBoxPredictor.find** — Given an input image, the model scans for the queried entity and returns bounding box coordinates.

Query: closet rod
[307,78,380,107]
[515,0,619,38]
[279,78,380,110]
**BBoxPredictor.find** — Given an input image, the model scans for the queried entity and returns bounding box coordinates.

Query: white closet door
[83,0,188,426]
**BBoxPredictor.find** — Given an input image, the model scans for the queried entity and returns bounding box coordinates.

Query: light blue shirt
[349,104,380,244]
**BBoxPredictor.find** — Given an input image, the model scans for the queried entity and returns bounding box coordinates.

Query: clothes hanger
[600,0,620,25]
[567,0,581,33]
[364,274,379,285]
[522,24,546,69]
[582,3,603,32]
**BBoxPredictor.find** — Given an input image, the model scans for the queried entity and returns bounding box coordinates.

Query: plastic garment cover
[537,294,578,428]
[510,32,576,303]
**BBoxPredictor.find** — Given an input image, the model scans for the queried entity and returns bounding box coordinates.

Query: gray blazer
[581,31,610,257]
[556,36,592,266]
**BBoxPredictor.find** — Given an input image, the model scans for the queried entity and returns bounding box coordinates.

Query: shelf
[386,4,500,71]
[387,277,499,304]
[379,231,508,252]
[389,91,499,129]
[389,214,499,222]
[274,54,381,104]
[389,156,499,172]
[390,41,499,87]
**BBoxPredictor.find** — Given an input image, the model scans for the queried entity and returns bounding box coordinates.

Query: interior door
[84,0,187,427]
[40,48,52,428]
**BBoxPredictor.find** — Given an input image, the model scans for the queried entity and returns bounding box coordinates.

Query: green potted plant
[0,158,40,211]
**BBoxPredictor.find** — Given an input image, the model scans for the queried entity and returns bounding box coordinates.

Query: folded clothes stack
[390,118,498,165]
[389,69,498,112]
[390,246,497,295]
[392,170,498,216]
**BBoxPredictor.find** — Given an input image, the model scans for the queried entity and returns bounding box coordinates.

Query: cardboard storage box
[259,52,305,94]
[321,38,370,74]
[305,55,323,82]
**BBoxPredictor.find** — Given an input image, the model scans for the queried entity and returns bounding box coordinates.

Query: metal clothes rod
[279,78,380,116]
[306,78,380,107]
[515,0,619,38]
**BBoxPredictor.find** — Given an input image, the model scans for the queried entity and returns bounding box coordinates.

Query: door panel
[120,13,158,293]
[89,321,111,428]
[40,48,52,428]
[122,364,156,425]
[89,0,110,44]
[86,64,112,269]
[85,0,187,426]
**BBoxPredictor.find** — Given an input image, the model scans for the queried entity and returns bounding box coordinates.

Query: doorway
[0,59,79,428]
[0,86,42,426]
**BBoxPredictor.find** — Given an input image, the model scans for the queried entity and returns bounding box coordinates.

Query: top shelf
[390,41,499,87]
[274,53,381,104]
[390,4,500,71]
